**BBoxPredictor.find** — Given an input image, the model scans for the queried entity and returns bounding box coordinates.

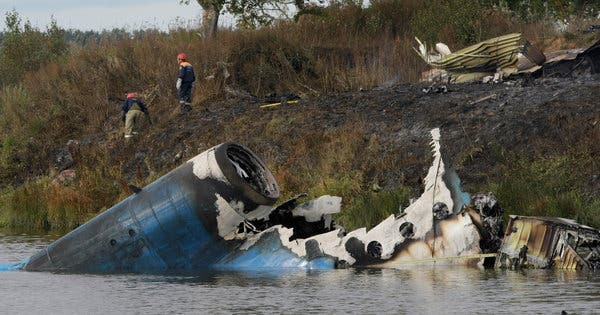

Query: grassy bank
[483,152,600,229]
[0,1,599,232]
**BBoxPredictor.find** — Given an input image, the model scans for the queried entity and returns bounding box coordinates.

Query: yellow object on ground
[260,100,299,109]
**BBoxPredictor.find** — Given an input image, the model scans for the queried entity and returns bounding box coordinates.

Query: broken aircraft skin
[15,129,504,273]
[19,142,334,272]
[415,33,600,83]
[496,216,600,271]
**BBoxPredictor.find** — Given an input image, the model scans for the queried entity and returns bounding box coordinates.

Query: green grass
[0,180,50,230]
[335,186,413,232]
[482,152,600,229]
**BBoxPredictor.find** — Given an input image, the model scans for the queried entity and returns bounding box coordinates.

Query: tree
[0,11,67,86]
[180,0,327,37]
[179,0,223,38]
[200,0,223,37]
[481,0,600,20]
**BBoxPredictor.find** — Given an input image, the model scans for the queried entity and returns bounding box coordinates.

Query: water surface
[1,232,598,314]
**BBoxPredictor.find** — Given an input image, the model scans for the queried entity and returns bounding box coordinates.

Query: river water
[1,232,599,314]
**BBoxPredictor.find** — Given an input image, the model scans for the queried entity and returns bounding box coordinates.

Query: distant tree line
[482,0,600,20]
[0,11,172,86]
[0,1,598,85]
[0,11,67,86]
[178,0,600,37]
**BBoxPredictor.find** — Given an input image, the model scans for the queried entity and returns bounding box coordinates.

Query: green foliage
[362,0,421,36]
[181,0,301,31]
[410,0,599,47]
[0,11,68,86]
[0,161,127,230]
[335,186,413,231]
[410,0,487,46]
[483,0,600,20]
[485,153,600,229]
[46,166,122,229]
[0,85,35,181]
[0,180,50,230]
[227,0,293,29]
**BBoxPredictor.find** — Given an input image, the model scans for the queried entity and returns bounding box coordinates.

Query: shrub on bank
[485,151,600,229]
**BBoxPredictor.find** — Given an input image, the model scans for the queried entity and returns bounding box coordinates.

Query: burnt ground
[103,74,600,198]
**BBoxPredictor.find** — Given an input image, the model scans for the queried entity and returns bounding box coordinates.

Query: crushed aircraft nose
[496,216,600,270]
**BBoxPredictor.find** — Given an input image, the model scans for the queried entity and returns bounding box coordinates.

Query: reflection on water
[0,231,60,262]
[1,233,599,314]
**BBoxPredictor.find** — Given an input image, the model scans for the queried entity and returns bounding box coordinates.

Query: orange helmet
[127,93,135,99]
[177,53,187,61]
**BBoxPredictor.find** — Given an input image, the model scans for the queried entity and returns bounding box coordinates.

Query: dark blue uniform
[178,61,195,112]
[121,98,149,121]
[121,98,150,138]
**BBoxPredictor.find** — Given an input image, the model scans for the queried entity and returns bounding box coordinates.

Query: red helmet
[177,53,187,61]
[127,93,135,99]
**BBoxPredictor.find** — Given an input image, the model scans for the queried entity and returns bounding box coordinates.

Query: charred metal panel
[540,39,600,77]
[255,128,490,268]
[496,216,600,270]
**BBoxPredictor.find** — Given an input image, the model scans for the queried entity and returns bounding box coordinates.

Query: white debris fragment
[232,128,484,268]
[292,195,341,223]
[215,194,246,239]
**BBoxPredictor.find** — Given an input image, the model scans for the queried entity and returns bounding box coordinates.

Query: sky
[0,0,202,31]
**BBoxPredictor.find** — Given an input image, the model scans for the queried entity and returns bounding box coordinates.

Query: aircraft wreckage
[415,33,600,83]
[11,129,600,272]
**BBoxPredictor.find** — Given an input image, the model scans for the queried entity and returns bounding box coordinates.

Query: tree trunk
[197,0,222,38]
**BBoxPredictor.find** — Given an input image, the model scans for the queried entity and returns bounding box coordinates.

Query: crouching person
[122,93,151,140]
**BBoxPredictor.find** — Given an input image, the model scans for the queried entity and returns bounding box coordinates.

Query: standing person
[176,53,195,113]
[122,93,151,139]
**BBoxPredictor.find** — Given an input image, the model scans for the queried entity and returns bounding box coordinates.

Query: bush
[336,186,413,231]
[0,160,130,230]
[0,85,39,182]
[0,180,50,230]
[486,153,600,229]
[228,31,314,97]
[0,10,67,86]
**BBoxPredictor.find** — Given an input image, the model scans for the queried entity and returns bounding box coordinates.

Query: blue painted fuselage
[21,144,335,272]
